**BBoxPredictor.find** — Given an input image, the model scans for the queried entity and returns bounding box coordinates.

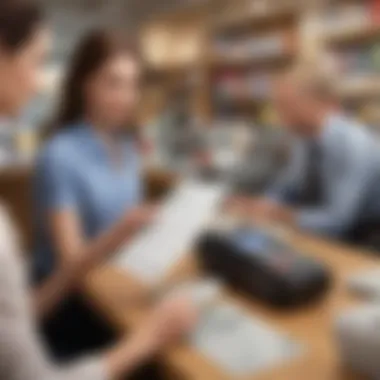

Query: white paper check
[113,180,226,284]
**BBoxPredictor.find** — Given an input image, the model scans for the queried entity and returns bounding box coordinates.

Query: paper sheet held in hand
[113,180,226,285]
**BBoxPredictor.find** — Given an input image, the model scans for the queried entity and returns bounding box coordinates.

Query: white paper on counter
[348,267,380,299]
[191,301,302,376]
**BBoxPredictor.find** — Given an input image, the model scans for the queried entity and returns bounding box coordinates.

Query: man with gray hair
[234,65,380,248]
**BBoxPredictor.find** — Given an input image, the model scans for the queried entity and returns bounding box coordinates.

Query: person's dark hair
[53,29,140,132]
[0,0,44,52]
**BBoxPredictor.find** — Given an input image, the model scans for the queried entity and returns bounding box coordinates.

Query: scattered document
[348,267,380,299]
[113,179,226,284]
[157,279,224,312]
[191,301,302,376]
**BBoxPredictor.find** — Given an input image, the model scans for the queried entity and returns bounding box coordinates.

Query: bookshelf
[210,0,301,33]
[205,1,303,124]
[326,25,380,46]
[138,0,380,126]
[316,0,380,122]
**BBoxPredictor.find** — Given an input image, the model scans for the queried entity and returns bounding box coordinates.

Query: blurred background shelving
[3,0,380,247]
[137,0,380,128]
[4,0,380,167]
[316,0,380,125]
[139,0,305,129]
[208,4,300,122]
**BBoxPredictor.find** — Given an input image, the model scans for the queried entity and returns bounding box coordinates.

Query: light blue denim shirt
[32,122,143,281]
[267,114,380,238]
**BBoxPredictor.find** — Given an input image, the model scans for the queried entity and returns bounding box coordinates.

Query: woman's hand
[123,204,159,233]
[138,295,198,354]
[105,295,198,379]
[227,196,296,226]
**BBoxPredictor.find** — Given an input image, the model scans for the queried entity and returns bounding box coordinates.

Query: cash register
[197,225,332,308]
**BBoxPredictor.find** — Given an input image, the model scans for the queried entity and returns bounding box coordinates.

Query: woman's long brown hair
[50,29,139,135]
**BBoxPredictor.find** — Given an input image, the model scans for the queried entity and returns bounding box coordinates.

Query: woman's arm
[1,294,196,380]
[34,204,155,320]
[2,258,195,380]
[0,205,196,380]
[33,143,156,319]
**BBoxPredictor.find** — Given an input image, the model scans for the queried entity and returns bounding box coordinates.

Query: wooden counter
[0,164,372,378]
[85,230,377,380]
[0,162,365,379]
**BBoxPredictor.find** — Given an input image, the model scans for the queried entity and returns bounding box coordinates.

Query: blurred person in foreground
[0,2,196,380]
[232,65,380,247]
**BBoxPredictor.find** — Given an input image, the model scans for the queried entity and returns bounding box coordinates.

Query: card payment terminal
[197,227,332,308]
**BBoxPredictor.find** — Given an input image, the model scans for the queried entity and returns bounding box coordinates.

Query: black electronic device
[197,227,332,308]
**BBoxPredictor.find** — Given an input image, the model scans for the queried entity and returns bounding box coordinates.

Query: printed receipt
[113,180,226,285]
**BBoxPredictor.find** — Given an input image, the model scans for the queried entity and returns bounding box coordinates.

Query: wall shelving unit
[139,0,380,126]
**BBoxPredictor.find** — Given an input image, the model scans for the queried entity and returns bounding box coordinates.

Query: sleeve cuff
[82,358,109,380]
[296,210,342,237]
[58,357,110,380]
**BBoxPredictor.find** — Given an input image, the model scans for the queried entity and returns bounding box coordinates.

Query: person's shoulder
[37,126,82,167]
[344,118,374,144]
[338,114,366,132]
[0,202,17,238]
[331,115,369,142]
[337,117,378,161]
[0,202,21,262]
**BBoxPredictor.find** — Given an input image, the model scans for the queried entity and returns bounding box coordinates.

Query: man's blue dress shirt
[268,114,380,238]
